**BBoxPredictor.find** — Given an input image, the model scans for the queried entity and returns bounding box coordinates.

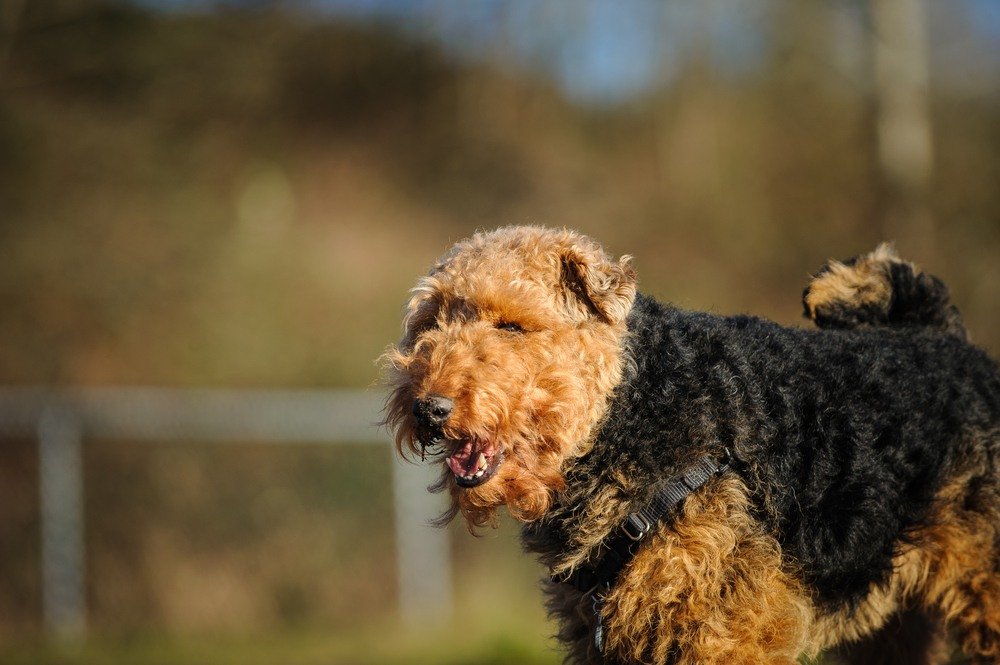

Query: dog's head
[381,226,636,528]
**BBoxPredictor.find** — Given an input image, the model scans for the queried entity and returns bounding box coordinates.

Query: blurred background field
[0,0,998,663]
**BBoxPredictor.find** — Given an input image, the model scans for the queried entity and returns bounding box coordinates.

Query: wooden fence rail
[0,387,450,641]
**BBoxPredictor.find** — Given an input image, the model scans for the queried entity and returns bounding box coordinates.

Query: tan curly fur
[912,451,1000,663]
[546,462,1000,665]
[381,226,635,528]
[601,475,813,665]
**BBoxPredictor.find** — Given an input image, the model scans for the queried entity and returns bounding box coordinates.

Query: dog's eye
[495,321,524,333]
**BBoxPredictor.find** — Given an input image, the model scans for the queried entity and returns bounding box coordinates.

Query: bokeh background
[1,0,998,663]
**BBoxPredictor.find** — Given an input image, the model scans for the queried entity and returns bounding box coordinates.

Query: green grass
[0,622,561,665]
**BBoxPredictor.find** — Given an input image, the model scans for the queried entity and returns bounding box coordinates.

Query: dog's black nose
[413,394,454,429]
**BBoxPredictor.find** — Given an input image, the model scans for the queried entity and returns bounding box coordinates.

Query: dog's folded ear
[559,244,637,325]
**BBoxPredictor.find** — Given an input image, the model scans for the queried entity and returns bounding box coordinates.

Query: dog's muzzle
[413,394,453,447]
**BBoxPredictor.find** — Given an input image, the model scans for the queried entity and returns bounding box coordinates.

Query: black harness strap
[555,451,732,651]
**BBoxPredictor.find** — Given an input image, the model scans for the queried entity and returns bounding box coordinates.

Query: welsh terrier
[382,226,1000,665]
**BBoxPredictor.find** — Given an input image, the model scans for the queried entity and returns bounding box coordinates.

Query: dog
[382,226,1000,664]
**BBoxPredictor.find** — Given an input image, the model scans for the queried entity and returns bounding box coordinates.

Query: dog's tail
[802,243,966,339]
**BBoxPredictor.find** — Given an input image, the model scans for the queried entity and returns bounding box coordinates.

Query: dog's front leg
[599,477,813,665]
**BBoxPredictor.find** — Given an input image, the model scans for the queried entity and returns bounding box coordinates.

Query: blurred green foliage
[0,1,997,662]
[2,2,998,388]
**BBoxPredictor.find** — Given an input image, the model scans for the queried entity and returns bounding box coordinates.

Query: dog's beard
[426,432,568,531]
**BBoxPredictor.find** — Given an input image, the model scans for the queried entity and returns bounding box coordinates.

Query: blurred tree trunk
[871,0,934,253]
[657,1,721,215]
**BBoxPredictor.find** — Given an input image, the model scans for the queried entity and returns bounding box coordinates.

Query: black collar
[554,450,732,651]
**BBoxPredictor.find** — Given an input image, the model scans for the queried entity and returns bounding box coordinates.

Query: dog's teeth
[453,454,494,483]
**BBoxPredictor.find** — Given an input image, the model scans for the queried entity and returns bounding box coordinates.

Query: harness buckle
[622,513,651,541]
[719,446,733,472]
[592,592,605,652]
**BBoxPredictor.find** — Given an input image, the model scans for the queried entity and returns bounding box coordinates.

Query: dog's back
[624,292,1000,607]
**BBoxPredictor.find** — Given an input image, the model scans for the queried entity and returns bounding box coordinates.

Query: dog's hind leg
[821,442,1000,665]
[802,243,966,338]
[944,578,1000,665]
[924,536,1000,663]
[916,470,1000,664]
[924,551,1000,664]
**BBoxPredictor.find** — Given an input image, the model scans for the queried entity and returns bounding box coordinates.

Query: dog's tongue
[446,440,479,476]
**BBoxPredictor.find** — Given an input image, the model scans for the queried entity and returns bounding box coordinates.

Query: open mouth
[445,439,503,488]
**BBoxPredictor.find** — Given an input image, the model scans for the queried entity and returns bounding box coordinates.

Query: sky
[133,0,1000,105]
